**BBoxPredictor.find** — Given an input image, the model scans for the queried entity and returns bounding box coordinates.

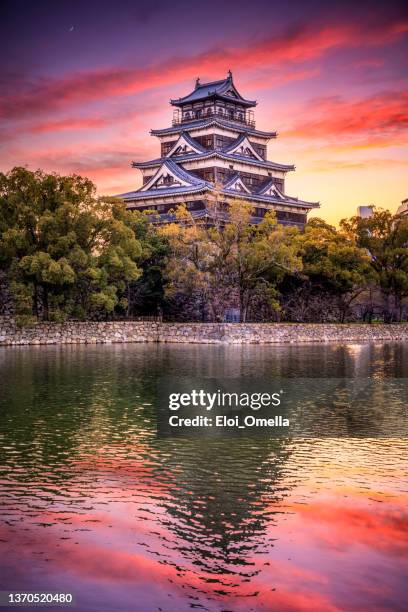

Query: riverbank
[1,318,408,345]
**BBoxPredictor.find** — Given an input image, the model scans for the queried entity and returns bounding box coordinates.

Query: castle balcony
[172,107,255,128]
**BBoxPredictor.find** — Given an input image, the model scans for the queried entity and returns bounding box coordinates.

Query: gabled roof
[223,134,264,161]
[132,151,294,172]
[119,162,319,209]
[165,132,206,157]
[123,186,318,209]
[151,118,276,140]
[140,158,206,192]
[257,178,285,198]
[118,159,211,202]
[122,184,210,202]
[223,173,252,194]
[170,72,257,108]
[220,187,319,209]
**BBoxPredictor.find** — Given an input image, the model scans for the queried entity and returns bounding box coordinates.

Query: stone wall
[1,316,408,345]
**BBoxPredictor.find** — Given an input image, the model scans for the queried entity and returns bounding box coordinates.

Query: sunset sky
[1,0,407,225]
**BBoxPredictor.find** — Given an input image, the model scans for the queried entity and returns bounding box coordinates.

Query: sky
[0,0,407,225]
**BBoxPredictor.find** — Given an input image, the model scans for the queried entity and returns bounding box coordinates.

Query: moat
[0,343,407,611]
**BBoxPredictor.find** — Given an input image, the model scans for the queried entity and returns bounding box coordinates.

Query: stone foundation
[1,317,408,345]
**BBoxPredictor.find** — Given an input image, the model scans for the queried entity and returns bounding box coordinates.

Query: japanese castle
[119,72,319,226]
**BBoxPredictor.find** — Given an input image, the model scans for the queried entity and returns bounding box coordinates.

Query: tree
[159,204,226,321]
[221,200,302,322]
[160,199,301,322]
[124,211,169,316]
[341,209,408,322]
[0,167,143,323]
[282,218,371,323]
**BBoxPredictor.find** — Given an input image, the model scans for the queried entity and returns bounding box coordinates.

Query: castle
[119,72,319,226]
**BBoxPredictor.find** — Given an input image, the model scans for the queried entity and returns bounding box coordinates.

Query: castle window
[162,174,173,185]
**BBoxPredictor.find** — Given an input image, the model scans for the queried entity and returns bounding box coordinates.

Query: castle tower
[119,72,319,226]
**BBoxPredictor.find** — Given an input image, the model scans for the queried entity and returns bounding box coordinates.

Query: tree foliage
[341,209,408,321]
[160,199,301,322]
[0,168,143,323]
[282,218,372,322]
[1,168,406,324]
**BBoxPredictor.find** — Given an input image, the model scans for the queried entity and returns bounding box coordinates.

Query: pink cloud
[1,19,406,121]
[29,117,110,134]
[284,90,408,142]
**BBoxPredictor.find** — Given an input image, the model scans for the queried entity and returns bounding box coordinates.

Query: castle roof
[170,72,256,108]
[119,162,317,209]
[118,184,209,200]
[151,117,276,139]
[132,150,295,172]
[117,158,211,201]
[153,158,205,186]
[135,208,307,228]
[164,131,207,157]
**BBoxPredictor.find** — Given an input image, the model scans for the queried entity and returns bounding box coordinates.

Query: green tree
[0,167,143,323]
[159,204,224,321]
[297,218,372,322]
[341,209,408,322]
[160,199,301,322]
[123,211,169,316]
[221,200,301,322]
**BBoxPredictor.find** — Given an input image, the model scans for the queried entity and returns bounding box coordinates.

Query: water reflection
[0,344,407,611]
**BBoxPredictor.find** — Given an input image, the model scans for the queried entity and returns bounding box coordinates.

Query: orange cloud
[284,90,408,142]
[307,158,408,172]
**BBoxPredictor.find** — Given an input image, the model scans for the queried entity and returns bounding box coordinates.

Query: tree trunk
[383,293,393,323]
[242,291,252,323]
[42,287,49,321]
[239,288,249,322]
[126,282,131,318]
[33,282,39,318]
[394,295,402,323]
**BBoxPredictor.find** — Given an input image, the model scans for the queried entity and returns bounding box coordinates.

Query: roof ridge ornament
[170,72,257,107]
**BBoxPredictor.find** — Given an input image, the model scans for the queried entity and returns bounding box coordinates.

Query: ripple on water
[0,343,407,611]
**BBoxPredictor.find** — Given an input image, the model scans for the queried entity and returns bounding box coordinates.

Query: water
[0,343,407,611]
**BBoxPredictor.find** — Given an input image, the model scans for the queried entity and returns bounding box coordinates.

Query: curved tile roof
[150,118,276,139]
[165,132,207,156]
[221,187,318,208]
[119,175,318,209]
[222,172,252,193]
[170,74,256,107]
[119,158,211,201]
[132,150,294,172]
[160,158,206,186]
[121,184,210,201]
[140,209,309,227]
